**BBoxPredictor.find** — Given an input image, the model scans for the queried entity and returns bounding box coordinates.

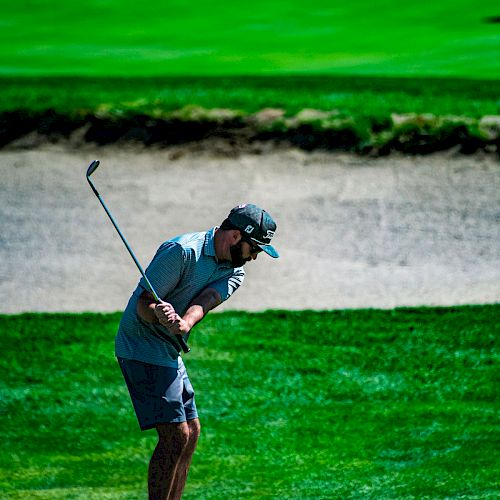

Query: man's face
[229,239,261,267]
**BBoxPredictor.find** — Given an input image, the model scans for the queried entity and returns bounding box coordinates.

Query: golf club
[86,159,190,353]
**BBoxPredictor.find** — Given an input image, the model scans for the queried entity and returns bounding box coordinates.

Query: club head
[86,160,100,178]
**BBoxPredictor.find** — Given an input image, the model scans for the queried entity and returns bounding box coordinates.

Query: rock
[249,108,286,125]
[479,115,500,140]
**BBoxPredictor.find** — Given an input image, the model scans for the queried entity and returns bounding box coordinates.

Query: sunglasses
[244,238,263,254]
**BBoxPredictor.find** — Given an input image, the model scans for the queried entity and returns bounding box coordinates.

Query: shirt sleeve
[138,241,184,300]
[208,268,245,302]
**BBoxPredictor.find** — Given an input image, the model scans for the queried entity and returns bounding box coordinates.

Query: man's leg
[148,422,190,500]
[169,418,201,499]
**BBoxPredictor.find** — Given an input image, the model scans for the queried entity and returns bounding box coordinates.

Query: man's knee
[156,422,190,455]
[187,418,201,444]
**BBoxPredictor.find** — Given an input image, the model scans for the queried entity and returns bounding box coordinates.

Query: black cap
[228,204,279,258]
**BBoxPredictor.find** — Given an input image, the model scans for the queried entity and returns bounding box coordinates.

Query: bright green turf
[0,1,499,78]
[1,306,499,498]
[1,76,499,119]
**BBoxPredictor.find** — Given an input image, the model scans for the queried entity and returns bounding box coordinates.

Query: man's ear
[231,229,242,243]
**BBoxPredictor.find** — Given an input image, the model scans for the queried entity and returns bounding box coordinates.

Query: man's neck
[213,228,225,262]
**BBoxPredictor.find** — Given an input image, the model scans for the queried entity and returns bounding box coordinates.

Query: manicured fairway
[1,306,498,498]
[0,1,499,78]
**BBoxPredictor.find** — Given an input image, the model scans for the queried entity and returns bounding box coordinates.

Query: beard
[229,241,252,267]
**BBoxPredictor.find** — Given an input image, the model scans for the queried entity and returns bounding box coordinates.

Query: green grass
[1,306,499,499]
[0,1,499,78]
[0,75,499,119]
[1,1,498,132]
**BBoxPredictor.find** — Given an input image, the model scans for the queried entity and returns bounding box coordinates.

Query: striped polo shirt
[115,227,245,367]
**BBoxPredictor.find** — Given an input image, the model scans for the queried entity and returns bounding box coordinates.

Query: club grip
[176,335,191,353]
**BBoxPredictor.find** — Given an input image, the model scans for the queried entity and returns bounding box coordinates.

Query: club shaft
[96,193,159,298]
[88,176,190,353]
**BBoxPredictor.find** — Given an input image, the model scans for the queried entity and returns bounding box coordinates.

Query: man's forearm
[182,288,222,330]
[137,291,160,324]
[137,287,222,335]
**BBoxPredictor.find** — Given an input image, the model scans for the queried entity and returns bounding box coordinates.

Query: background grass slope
[1,1,499,78]
[1,75,498,154]
[1,306,499,498]
[1,1,498,151]
[1,76,499,117]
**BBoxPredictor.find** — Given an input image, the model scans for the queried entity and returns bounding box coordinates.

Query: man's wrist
[150,304,160,324]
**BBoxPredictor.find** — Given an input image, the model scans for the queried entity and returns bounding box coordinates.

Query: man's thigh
[118,357,198,430]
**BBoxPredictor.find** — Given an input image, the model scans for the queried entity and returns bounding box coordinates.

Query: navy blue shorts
[118,357,198,430]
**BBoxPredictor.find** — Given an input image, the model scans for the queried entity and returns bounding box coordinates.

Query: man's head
[220,203,279,267]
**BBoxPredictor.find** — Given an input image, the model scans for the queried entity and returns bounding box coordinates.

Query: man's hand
[154,302,191,336]
[150,287,222,343]
[165,315,191,337]
[154,301,176,326]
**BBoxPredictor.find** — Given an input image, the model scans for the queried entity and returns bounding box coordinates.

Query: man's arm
[137,290,162,324]
[135,241,184,324]
[161,287,222,337]
[183,287,223,330]
[137,286,221,334]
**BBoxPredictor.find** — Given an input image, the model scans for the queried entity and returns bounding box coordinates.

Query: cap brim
[258,244,279,258]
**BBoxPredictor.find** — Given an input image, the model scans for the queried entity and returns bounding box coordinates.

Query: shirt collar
[203,227,218,258]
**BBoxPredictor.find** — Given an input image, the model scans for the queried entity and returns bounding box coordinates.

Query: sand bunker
[0,145,498,313]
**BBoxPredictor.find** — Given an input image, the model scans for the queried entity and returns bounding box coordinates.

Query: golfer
[116,203,279,499]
